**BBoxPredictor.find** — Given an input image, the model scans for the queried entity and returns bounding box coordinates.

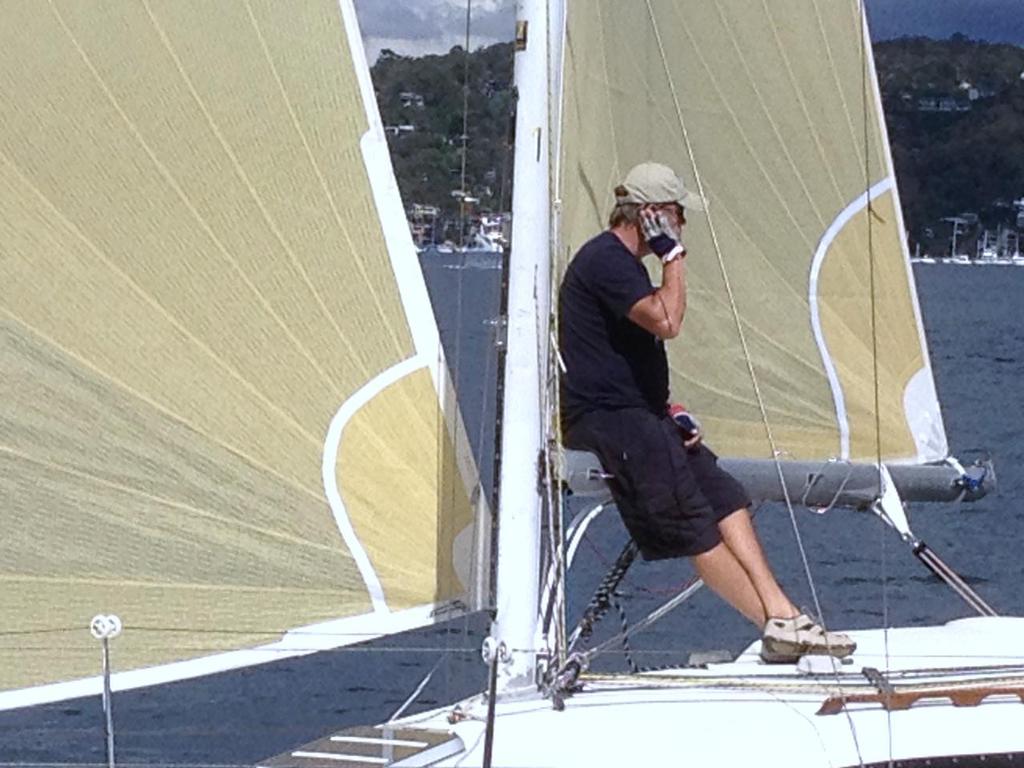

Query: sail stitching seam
[0,445,341,556]
[724,1,832,221]
[0,154,324,451]
[652,4,814,254]
[595,2,621,212]
[144,0,375,379]
[262,3,401,360]
[758,0,847,205]
[49,1,349,398]
[0,308,324,502]
[814,3,866,168]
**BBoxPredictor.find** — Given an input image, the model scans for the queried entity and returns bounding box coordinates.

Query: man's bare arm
[627,258,686,339]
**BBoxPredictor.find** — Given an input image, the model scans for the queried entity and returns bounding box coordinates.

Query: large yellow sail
[0,0,482,700]
[558,0,947,464]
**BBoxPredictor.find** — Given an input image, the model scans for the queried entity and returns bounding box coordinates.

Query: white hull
[263,617,1024,767]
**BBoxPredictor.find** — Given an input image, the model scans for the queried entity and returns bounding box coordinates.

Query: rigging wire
[540,0,571,676]
[444,267,465,710]
[4,643,483,655]
[8,622,1024,661]
[458,0,472,248]
[857,1,895,762]
[440,0,496,717]
[388,654,446,722]
[10,641,1024,664]
[641,0,865,761]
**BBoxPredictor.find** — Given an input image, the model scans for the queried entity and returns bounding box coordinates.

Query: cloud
[351,1,1023,66]
[354,0,515,64]
[865,0,1024,45]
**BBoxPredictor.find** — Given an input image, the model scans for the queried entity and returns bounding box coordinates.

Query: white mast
[489,0,551,692]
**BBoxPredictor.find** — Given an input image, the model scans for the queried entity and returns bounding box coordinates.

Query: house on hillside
[917,95,970,112]
[408,203,440,247]
[958,81,981,101]
[384,124,416,137]
[399,91,424,109]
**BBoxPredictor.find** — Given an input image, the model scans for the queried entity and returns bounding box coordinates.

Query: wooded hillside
[371,36,1024,251]
[875,36,1024,251]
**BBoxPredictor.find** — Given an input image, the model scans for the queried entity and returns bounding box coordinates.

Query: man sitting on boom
[558,162,855,663]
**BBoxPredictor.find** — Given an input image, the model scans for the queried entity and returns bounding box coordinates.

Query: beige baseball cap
[616,162,704,211]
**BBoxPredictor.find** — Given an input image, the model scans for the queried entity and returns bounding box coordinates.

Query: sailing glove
[640,210,685,263]
[668,403,701,441]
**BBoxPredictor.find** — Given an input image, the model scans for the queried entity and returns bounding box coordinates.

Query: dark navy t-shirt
[559,231,669,427]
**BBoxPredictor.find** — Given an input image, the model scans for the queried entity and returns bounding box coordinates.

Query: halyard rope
[578,574,705,664]
[569,540,639,648]
[611,597,640,674]
[643,1,864,761]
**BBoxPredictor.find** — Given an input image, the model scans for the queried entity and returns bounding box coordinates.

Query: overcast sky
[868,0,1024,45]
[354,0,512,62]
[353,0,1024,64]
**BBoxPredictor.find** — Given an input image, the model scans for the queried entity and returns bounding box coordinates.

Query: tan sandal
[760,613,856,663]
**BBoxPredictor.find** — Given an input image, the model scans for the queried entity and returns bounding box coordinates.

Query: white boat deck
[425,617,1024,767]
[259,617,1024,767]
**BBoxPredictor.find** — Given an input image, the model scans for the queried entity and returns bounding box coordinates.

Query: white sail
[557,0,947,464]
[0,0,486,707]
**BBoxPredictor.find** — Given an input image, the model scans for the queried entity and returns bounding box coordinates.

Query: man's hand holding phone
[640,207,685,264]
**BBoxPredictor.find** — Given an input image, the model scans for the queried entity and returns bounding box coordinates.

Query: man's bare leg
[718,508,799,621]
[691,543,768,626]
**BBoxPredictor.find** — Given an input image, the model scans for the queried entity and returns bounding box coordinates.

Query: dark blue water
[3,261,1023,766]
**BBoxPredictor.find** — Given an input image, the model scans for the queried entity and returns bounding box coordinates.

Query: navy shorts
[565,408,751,560]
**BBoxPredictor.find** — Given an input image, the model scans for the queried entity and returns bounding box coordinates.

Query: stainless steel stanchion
[90,614,122,768]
